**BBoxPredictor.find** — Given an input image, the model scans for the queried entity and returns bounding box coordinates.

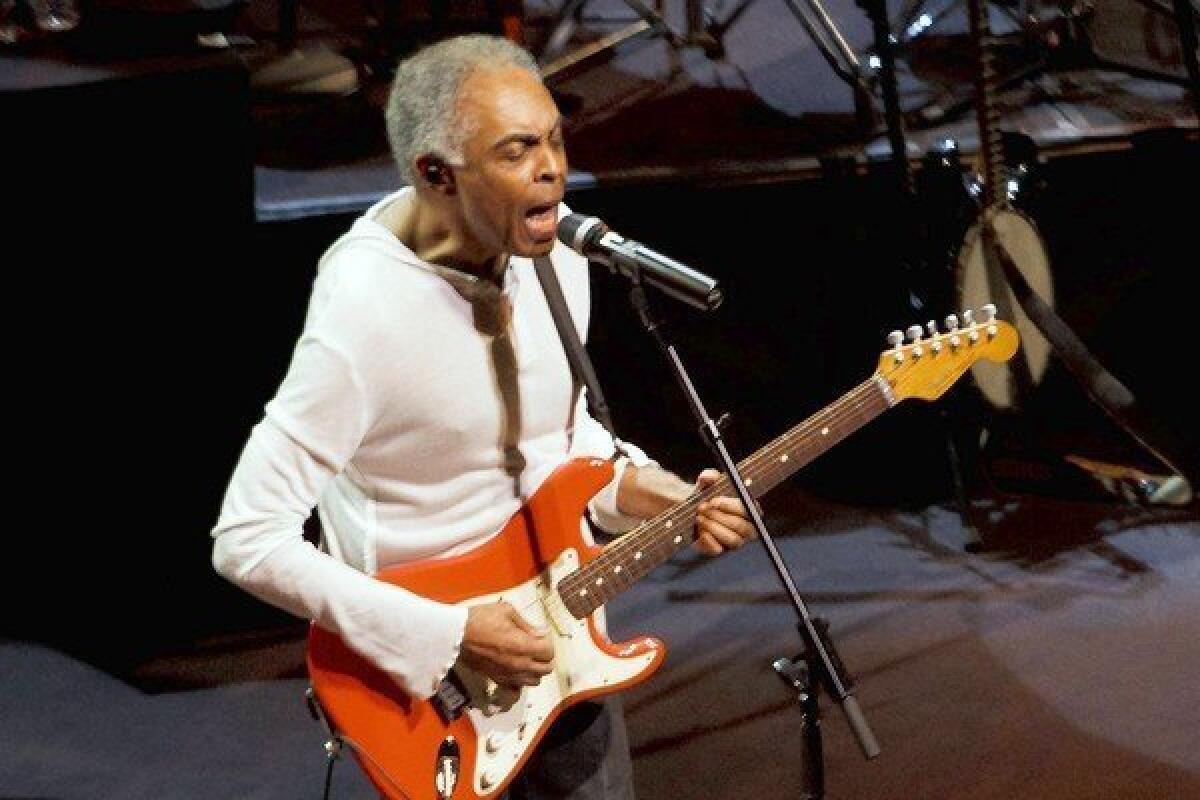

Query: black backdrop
[5,57,1196,677]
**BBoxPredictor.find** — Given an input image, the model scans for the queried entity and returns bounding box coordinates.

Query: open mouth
[523,202,559,243]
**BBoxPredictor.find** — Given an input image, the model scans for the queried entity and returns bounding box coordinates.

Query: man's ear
[414,155,456,194]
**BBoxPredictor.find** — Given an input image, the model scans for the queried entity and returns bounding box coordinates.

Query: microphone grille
[556,214,607,253]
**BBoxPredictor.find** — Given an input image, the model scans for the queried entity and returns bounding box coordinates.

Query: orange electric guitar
[307,308,1020,800]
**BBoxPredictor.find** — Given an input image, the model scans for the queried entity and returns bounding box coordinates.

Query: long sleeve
[211,334,468,699]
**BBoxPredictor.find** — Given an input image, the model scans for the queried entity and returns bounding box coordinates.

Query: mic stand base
[621,260,879,796]
[774,639,827,800]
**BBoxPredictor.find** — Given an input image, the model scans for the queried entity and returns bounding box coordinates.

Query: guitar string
[581,328,996,593]
[528,332,993,618]
[567,378,884,585]
[551,377,888,613]
[508,345,989,685]
[558,381,882,606]
[511,378,886,624]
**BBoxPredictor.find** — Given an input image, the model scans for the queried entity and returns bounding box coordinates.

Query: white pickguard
[454,548,658,795]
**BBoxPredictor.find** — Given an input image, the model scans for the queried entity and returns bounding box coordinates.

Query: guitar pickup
[432,672,469,722]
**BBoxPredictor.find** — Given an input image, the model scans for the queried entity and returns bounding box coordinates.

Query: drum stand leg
[940,406,987,551]
[860,0,992,551]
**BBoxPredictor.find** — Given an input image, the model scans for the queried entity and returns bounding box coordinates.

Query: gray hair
[385,34,541,184]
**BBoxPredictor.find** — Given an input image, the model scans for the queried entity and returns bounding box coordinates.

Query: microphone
[557,214,723,311]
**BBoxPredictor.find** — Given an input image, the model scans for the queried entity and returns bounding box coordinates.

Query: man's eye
[503,144,528,161]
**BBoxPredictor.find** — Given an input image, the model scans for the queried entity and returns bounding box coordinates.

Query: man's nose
[535,146,565,183]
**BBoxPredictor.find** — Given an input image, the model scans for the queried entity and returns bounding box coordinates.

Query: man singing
[211,34,753,799]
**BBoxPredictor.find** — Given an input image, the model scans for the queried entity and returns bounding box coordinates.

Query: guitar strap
[984,221,1196,486]
[532,255,629,460]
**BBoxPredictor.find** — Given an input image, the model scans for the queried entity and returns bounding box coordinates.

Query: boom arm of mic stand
[621,255,881,767]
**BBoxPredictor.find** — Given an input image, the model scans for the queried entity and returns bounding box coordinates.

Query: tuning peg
[925,320,944,353]
[887,330,905,349]
[961,310,980,342]
[943,315,961,348]
[906,325,925,358]
[980,303,999,338]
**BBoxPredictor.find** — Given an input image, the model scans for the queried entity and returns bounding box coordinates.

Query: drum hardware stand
[701,0,882,127]
[537,0,881,126]
[620,256,881,798]
[538,0,731,78]
[778,0,879,127]
[856,0,994,548]
[890,0,1200,127]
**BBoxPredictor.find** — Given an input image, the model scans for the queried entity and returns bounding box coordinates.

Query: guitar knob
[886,330,904,349]
[906,325,923,342]
[480,770,497,790]
[485,731,505,754]
[944,314,960,331]
[980,303,997,324]
[962,309,975,326]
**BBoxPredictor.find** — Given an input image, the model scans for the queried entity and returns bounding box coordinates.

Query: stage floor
[4,488,1198,798]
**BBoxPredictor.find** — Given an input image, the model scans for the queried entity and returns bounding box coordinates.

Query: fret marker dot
[635,552,643,560]
[596,577,604,586]
[674,535,683,544]
[614,566,623,574]
[780,453,789,462]
[821,427,829,435]
[665,520,673,529]
[580,589,588,597]
[746,478,753,486]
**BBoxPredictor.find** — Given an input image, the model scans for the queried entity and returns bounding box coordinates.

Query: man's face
[452,67,567,259]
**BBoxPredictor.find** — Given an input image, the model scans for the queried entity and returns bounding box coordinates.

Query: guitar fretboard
[557,375,894,618]
[967,0,1005,208]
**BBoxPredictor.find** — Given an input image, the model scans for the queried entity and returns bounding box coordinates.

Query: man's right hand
[459,601,555,690]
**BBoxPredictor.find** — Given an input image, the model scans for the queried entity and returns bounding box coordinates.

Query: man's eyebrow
[492,118,563,149]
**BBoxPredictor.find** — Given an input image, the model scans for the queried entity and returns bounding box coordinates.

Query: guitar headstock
[877,304,1019,402]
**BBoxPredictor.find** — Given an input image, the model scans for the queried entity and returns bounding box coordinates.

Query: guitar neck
[966,0,1006,208]
[558,374,895,617]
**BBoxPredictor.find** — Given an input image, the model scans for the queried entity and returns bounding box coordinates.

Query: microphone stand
[617,254,881,799]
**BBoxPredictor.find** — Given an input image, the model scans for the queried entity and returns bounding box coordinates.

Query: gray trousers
[505,697,636,800]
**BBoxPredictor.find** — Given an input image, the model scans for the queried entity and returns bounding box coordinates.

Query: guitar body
[956,0,1054,412]
[957,208,1054,409]
[307,457,666,800]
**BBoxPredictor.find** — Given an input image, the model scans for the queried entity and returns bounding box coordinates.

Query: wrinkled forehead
[456,67,560,144]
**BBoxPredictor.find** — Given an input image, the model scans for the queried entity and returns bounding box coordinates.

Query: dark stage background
[2,10,1199,797]
[7,75,1195,673]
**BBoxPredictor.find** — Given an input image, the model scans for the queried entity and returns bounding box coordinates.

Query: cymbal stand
[707,0,881,127]
[538,0,674,78]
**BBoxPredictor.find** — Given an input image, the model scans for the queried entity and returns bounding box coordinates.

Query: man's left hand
[692,469,756,556]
